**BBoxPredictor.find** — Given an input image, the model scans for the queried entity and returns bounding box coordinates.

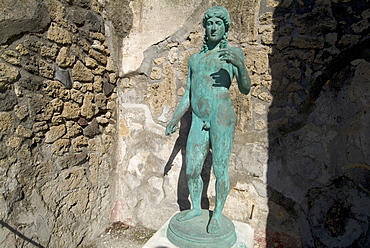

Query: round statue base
[167,210,236,248]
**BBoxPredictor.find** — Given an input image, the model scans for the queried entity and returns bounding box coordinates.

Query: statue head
[202,6,230,32]
[201,6,230,52]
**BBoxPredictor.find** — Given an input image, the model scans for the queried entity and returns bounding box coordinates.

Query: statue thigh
[209,115,235,180]
[186,113,210,178]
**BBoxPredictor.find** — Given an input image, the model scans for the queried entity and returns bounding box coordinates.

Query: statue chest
[193,52,231,75]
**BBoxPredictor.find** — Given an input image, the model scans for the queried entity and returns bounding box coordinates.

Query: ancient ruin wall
[0,0,132,246]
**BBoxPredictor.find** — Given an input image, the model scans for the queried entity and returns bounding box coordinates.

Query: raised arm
[219,47,251,95]
[165,58,193,136]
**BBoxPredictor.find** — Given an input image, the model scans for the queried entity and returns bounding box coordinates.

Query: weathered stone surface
[72,136,88,152]
[0,0,118,246]
[15,125,33,138]
[276,36,291,50]
[292,35,325,49]
[50,98,63,113]
[1,50,21,65]
[61,102,81,119]
[89,48,107,65]
[96,116,108,124]
[81,92,96,119]
[0,0,50,44]
[52,139,70,155]
[56,47,76,68]
[70,44,84,61]
[59,152,88,170]
[0,63,19,91]
[69,7,85,27]
[295,7,337,34]
[65,121,82,138]
[0,90,18,111]
[150,67,162,80]
[85,57,98,69]
[94,93,107,110]
[45,124,66,143]
[85,11,104,32]
[109,73,117,84]
[338,34,361,48]
[43,80,65,98]
[47,22,72,44]
[70,89,84,104]
[103,80,114,96]
[83,118,101,138]
[72,60,94,82]
[93,65,106,75]
[92,76,103,92]
[65,189,89,214]
[39,59,54,79]
[0,112,14,132]
[14,105,29,120]
[91,40,106,53]
[6,135,23,148]
[106,57,115,72]
[32,121,48,133]
[81,83,94,93]
[15,43,29,55]
[22,55,39,74]
[40,43,59,59]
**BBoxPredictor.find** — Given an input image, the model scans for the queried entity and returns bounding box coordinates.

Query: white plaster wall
[120,0,204,75]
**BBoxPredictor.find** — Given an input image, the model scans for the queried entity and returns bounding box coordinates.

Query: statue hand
[218,48,243,67]
[165,120,179,136]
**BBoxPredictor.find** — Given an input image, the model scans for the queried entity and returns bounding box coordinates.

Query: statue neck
[207,41,221,51]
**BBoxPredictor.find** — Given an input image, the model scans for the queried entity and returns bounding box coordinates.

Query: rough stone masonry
[0,0,369,247]
[0,0,132,247]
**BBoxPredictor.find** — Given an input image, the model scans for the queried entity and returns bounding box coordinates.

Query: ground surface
[84,223,156,248]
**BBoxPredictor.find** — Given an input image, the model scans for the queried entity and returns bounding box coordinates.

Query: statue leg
[207,107,235,234]
[177,114,210,221]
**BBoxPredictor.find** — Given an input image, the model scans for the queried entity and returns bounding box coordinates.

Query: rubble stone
[72,60,94,82]
[47,22,72,44]
[45,124,66,143]
[0,63,19,91]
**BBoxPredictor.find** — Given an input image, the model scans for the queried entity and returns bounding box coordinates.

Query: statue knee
[186,169,201,179]
[213,167,229,181]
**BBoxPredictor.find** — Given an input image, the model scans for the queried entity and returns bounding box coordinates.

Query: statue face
[205,17,225,45]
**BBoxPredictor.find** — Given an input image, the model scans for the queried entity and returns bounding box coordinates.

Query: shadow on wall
[267,0,370,247]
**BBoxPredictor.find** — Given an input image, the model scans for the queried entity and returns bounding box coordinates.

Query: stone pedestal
[143,211,254,248]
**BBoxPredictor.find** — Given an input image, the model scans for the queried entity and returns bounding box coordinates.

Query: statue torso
[189,48,235,122]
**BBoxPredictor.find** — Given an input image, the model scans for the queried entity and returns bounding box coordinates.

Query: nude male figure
[166,6,251,234]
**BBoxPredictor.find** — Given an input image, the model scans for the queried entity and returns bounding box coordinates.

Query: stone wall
[265,0,370,247]
[0,0,132,247]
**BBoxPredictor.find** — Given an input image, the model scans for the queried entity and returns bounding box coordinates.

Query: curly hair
[200,6,230,53]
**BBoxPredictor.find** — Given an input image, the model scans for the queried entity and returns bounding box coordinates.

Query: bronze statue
[166,5,251,235]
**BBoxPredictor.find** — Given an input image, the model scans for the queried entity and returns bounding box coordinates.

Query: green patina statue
[166,5,251,238]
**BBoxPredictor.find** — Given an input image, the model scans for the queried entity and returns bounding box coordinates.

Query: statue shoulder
[188,52,200,66]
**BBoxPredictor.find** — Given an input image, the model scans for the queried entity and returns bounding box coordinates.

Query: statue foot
[207,216,222,234]
[176,209,202,222]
